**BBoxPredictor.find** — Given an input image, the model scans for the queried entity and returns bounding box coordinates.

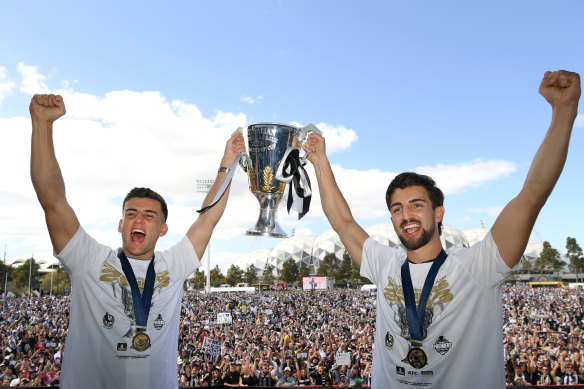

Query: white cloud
[417,159,516,195]
[305,159,517,223]
[289,121,358,154]
[576,113,584,128]
[0,66,15,106]
[0,64,519,266]
[466,206,505,218]
[241,95,263,104]
[17,63,49,94]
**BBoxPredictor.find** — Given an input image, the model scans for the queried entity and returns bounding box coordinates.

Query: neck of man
[123,248,154,260]
[406,236,444,264]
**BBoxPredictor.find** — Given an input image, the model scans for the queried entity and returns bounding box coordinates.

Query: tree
[0,261,10,292]
[225,265,244,286]
[317,253,337,277]
[40,267,71,295]
[12,258,40,293]
[567,237,584,282]
[244,264,258,285]
[521,260,533,275]
[263,265,275,284]
[210,265,226,287]
[191,269,206,289]
[280,258,299,284]
[298,263,310,282]
[334,252,353,285]
[350,263,370,285]
[534,241,565,276]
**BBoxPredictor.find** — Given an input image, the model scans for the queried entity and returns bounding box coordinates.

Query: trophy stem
[246,193,287,238]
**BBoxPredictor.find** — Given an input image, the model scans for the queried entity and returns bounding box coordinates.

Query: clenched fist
[29,94,66,123]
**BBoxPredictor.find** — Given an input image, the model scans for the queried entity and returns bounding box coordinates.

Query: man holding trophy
[29,94,245,389]
[302,70,580,388]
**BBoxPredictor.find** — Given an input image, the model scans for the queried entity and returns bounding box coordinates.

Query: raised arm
[303,133,369,267]
[187,132,245,258]
[30,94,80,254]
[492,70,581,268]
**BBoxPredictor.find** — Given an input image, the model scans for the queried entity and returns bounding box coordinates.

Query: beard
[397,218,436,251]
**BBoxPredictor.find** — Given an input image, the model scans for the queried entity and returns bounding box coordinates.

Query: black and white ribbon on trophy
[275,124,321,219]
[197,124,321,218]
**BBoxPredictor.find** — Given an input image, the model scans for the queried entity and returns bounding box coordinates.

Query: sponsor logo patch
[385,332,394,349]
[103,312,115,329]
[434,336,452,355]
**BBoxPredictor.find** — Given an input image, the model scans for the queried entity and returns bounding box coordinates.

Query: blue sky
[1,1,583,272]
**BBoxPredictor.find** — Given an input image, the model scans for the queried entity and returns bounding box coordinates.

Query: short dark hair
[385,172,444,234]
[123,187,168,222]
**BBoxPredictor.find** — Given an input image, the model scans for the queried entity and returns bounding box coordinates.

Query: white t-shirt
[361,232,515,389]
[56,227,199,389]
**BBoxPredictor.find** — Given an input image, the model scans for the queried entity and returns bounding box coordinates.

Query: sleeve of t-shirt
[452,231,516,288]
[159,235,200,279]
[55,226,112,277]
[360,238,401,285]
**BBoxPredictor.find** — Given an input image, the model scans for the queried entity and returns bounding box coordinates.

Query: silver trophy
[242,123,303,238]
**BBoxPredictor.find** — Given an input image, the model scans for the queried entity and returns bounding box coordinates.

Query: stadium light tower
[196,179,215,293]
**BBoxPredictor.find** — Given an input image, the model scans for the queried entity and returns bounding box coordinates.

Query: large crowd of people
[1,285,583,386]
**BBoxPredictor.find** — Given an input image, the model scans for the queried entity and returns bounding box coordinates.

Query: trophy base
[246,224,288,238]
[246,192,288,238]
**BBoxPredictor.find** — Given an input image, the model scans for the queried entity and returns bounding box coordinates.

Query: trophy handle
[298,123,322,163]
[298,123,322,141]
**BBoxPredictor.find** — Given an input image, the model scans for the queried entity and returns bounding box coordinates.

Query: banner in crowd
[217,312,232,324]
[202,337,222,358]
[303,277,328,290]
[296,351,308,361]
[336,352,351,366]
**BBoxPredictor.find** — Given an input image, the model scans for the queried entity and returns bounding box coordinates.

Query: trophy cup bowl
[243,123,301,238]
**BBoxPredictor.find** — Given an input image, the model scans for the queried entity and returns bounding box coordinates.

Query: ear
[118,219,123,233]
[159,223,168,237]
[434,206,445,223]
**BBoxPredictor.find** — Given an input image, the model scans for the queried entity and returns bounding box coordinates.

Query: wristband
[218,166,230,174]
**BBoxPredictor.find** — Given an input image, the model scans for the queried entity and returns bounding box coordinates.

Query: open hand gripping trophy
[198,122,321,237]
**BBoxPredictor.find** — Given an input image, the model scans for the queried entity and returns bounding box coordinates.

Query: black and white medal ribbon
[117,250,156,352]
[400,249,448,369]
[196,153,242,215]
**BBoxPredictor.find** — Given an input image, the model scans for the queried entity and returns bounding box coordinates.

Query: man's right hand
[29,94,66,123]
[302,133,327,165]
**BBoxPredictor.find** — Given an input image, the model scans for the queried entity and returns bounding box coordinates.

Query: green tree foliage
[191,269,206,289]
[317,253,337,277]
[333,252,353,284]
[12,258,40,293]
[244,264,258,285]
[210,265,226,287]
[350,263,370,285]
[567,237,584,282]
[298,263,310,282]
[225,264,244,286]
[0,262,10,290]
[520,260,533,274]
[263,264,275,284]
[40,266,71,295]
[280,258,299,284]
[535,241,565,275]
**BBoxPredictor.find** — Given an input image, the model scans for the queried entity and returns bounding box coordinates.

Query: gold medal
[132,332,151,352]
[407,347,427,369]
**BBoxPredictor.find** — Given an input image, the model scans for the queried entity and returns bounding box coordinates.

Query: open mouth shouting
[131,228,146,244]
